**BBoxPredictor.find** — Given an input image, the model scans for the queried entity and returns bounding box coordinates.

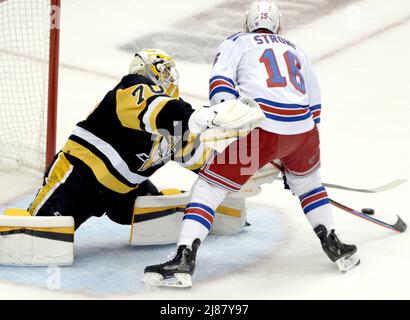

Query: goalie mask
[129,48,180,98]
[244,1,281,34]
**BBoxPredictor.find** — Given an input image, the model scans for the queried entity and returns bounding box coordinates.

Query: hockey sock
[178,178,228,247]
[299,185,335,235]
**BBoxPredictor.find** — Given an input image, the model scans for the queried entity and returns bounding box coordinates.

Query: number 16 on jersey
[259,48,306,94]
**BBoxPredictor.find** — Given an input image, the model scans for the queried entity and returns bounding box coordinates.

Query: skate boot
[314,225,360,272]
[143,239,201,289]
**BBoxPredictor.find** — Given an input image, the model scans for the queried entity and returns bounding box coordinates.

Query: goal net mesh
[0,0,53,171]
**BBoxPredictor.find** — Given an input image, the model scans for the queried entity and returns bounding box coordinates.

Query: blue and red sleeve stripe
[209,75,239,101]
[308,104,321,124]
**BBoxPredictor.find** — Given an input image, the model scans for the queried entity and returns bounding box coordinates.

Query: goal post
[46,0,61,168]
[0,0,61,172]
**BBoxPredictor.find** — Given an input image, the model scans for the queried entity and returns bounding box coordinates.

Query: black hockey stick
[329,199,407,233]
[271,162,407,233]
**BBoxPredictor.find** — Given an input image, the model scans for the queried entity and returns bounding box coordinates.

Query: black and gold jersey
[61,74,211,194]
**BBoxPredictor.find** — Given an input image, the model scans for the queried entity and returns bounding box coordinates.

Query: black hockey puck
[361,208,375,215]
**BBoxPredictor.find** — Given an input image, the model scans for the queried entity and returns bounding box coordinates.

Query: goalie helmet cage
[0,0,60,172]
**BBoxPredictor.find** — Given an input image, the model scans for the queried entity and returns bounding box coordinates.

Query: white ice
[0,0,409,299]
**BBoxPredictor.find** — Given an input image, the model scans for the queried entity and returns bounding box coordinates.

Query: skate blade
[143,272,192,289]
[336,252,360,272]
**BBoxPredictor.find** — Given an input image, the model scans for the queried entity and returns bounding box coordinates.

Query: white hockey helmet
[244,1,281,34]
[129,48,180,98]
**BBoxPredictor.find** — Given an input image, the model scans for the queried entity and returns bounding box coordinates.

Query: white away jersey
[209,32,321,135]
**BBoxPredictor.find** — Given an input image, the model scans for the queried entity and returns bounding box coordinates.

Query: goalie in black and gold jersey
[27,49,265,230]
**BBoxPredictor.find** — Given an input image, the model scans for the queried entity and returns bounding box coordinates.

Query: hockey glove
[188,98,265,135]
[230,163,280,198]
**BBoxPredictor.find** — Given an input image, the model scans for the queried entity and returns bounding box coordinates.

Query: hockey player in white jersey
[143,1,360,288]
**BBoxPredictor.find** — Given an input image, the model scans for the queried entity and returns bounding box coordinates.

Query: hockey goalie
[0,48,275,265]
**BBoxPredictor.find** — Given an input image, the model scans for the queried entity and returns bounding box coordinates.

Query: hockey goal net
[0,0,60,172]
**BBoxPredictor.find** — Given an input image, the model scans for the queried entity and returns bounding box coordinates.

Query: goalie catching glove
[229,162,280,198]
[188,97,265,135]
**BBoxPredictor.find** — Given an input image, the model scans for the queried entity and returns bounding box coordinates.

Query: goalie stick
[321,179,407,193]
[273,177,408,193]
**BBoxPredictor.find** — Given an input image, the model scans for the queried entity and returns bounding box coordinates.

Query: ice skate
[143,239,201,289]
[314,225,360,272]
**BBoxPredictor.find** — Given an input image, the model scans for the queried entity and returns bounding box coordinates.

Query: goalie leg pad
[130,190,248,246]
[130,190,190,246]
[211,196,247,235]
[0,211,74,266]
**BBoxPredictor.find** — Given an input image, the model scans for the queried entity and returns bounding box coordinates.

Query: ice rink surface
[0,0,409,299]
[0,195,283,297]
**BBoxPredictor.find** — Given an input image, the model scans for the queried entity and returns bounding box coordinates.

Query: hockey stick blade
[392,216,407,233]
[330,199,407,233]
